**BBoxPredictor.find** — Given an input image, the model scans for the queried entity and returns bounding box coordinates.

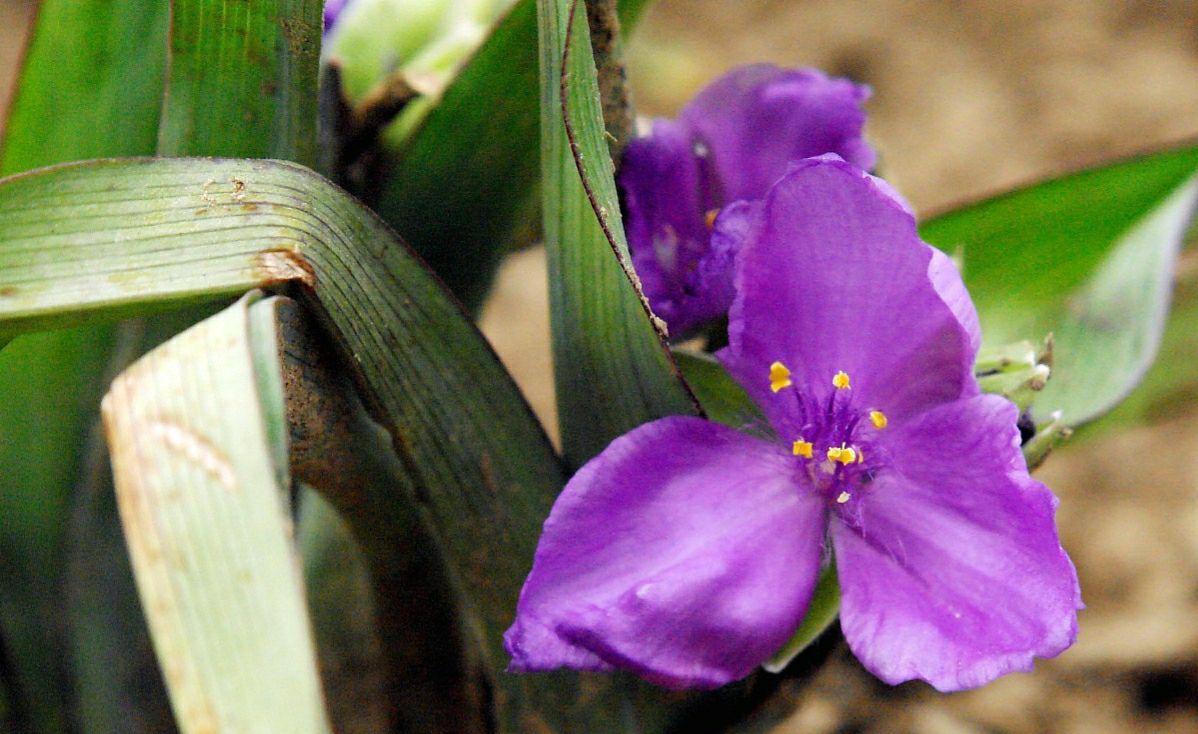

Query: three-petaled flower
[505,156,1081,691]
[618,65,874,338]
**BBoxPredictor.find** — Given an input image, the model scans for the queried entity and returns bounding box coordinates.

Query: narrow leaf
[672,350,763,429]
[374,0,540,310]
[159,0,322,165]
[102,294,333,733]
[921,145,1198,427]
[539,0,697,467]
[0,4,169,726]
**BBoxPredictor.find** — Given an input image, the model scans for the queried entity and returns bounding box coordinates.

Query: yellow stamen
[869,410,888,429]
[704,208,720,229]
[792,439,813,458]
[856,447,865,464]
[832,370,851,389]
[769,361,792,393]
[836,491,851,504]
[826,444,857,465]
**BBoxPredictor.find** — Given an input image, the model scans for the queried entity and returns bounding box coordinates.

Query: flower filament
[768,365,891,507]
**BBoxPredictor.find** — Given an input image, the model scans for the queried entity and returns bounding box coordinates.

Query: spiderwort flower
[618,65,874,338]
[505,156,1081,691]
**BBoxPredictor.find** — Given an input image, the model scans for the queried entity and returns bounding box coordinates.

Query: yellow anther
[832,370,851,389]
[792,439,813,459]
[826,444,857,465]
[769,361,792,393]
[704,208,720,229]
[856,447,865,464]
[836,491,851,504]
[869,410,888,429]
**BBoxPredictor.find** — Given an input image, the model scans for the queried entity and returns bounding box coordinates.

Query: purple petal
[619,65,873,337]
[679,65,875,202]
[505,417,826,689]
[831,395,1081,691]
[928,248,982,357]
[323,0,350,31]
[720,157,978,438]
[621,120,719,336]
[693,201,762,326]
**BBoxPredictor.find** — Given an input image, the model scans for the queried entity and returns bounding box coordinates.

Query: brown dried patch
[254,248,316,288]
[0,286,17,297]
[479,451,501,496]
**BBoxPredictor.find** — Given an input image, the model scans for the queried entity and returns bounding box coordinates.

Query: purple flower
[505,157,1081,691]
[618,65,874,338]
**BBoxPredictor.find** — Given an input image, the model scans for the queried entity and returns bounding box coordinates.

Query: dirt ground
[5,1,1198,732]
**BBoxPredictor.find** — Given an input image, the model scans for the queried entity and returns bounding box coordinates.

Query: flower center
[769,362,889,506]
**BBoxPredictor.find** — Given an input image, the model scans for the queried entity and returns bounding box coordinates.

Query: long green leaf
[920,145,1198,427]
[159,0,321,164]
[0,3,169,728]
[0,156,697,730]
[102,294,333,733]
[539,0,696,467]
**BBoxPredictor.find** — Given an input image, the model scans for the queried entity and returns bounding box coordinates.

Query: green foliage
[0,156,697,730]
[1,0,1194,729]
[0,0,167,172]
[352,0,651,311]
[373,0,540,310]
[158,0,322,163]
[0,3,170,729]
[539,0,697,468]
[921,145,1198,427]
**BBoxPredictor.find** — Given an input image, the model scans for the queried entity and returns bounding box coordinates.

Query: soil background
[5,1,1198,732]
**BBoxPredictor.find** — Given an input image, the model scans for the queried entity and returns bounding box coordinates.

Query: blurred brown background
[5,1,1198,732]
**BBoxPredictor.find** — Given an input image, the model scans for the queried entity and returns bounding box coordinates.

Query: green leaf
[369,0,652,312]
[158,0,322,165]
[0,0,167,172]
[538,0,696,467]
[0,3,169,728]
[920,145,1198,427]
[373,0,540,310]
[0,156,696,730]
[672,350,763,429]
[102,294,334,734]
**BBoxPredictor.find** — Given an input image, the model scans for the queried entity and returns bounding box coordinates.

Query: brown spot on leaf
[254,248,316,288]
